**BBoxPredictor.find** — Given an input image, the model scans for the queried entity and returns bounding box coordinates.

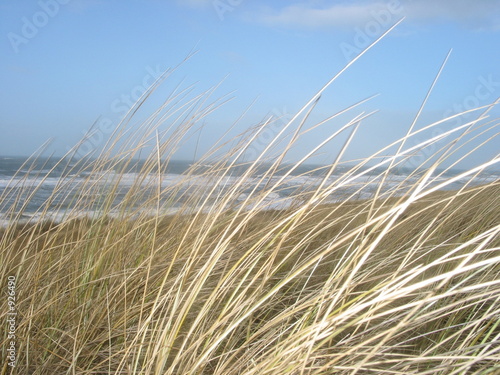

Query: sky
[0,0,499,168]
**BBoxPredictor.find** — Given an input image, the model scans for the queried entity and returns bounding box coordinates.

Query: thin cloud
[255,0,499,31]
[257,2,390,30]
[8,65,34,75]
[177,0,213,9]
[65,0,105,14]
[404,0,500,31]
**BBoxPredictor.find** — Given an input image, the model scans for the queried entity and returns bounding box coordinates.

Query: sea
[0,156,498,227]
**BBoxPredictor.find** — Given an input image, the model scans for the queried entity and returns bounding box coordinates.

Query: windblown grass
[1,41,499,374]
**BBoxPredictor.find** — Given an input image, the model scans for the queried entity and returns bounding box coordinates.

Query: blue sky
[0,0,499,168]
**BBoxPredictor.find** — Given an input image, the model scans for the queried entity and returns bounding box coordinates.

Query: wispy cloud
[66,0,105,14]
[257,2,389,30]
[8,65,34,75]
[404,0,500,31]
[177,0,213,10]
[255,0,500,31]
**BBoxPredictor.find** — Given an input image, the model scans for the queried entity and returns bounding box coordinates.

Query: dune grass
[1,41,500,374]
[1,179,499,374]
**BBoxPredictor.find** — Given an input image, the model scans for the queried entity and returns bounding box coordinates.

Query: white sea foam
[0,163,496,228]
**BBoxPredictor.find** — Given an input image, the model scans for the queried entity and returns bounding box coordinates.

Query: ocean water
[0,156,498,227]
